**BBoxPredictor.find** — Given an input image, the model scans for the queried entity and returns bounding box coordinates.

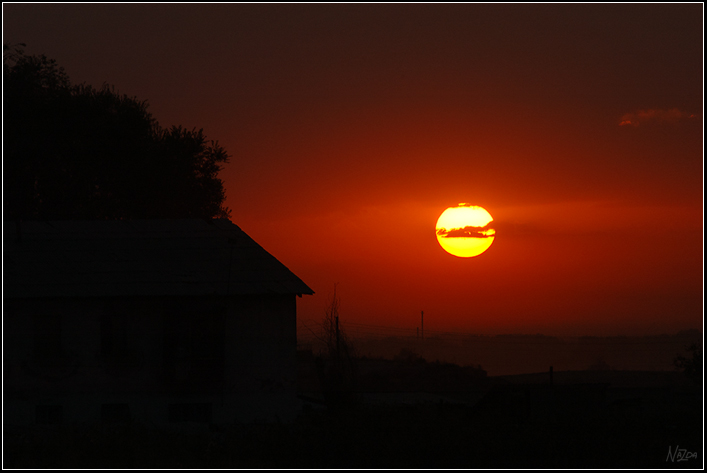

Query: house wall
[224,294,299,423]
[3,294,299,427]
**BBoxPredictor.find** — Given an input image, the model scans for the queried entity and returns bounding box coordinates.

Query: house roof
[3,219,314,298]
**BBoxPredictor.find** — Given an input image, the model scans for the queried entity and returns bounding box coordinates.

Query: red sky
[3,4,703,336]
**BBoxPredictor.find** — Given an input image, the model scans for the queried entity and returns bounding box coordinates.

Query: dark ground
[4,367,703,469]
[3,398,702,469]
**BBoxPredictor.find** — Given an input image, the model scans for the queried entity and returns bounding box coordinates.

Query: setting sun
[436,204,495,258]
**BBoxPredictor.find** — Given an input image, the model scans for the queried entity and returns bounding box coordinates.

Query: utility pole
[421,310,424,340]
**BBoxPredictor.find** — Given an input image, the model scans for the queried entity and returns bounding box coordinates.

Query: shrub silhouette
[314,288,358,409]
[674,342,702,384]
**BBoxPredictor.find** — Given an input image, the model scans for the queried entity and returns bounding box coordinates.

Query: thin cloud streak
[619,108,699,126]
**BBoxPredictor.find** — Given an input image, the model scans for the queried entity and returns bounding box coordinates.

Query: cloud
[437,224,495,239]
[619,108,699,127]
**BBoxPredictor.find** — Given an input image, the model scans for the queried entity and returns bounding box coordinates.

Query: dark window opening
[32,314,62,361]
[168,402,212,423]
[163,307,225,388]
[101,303,142,374]
[101,403,131,423]
[101,311,128,359]
[36,405,63,425]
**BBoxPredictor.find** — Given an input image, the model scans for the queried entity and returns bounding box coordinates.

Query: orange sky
[3,4,703,335]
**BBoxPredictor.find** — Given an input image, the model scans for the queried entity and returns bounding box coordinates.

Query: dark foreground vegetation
[6,334,701,468]
[4,378,701,469]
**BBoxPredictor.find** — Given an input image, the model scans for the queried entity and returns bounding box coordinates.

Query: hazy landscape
[6,329,702,468]
[312,329,703,376]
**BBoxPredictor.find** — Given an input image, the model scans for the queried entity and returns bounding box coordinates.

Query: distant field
[299,330,702,376]
[497,369,694,388]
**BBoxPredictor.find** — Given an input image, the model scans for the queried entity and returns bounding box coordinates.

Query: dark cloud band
[437,224,495,239]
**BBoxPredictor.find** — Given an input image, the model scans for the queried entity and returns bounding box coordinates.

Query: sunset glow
[4,5,704,467]
[436,204,495,258]
[4,4,701,336]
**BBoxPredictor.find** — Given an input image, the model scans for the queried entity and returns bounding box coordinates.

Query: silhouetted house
[3,219,313,427]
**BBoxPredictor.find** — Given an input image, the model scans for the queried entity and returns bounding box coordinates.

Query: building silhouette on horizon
[4,218,313,426]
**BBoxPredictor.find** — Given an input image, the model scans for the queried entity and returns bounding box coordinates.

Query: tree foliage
[3,44,231,220]
[674,342,702,385]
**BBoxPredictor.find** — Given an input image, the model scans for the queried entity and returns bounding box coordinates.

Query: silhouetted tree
[3,45,230,220]
[674,342,702,385]
[315,287,358,408]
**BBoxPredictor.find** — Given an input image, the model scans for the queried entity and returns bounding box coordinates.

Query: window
[101,403,131,423]
[100,301,143,375]
[32,314,62,361]
[162,306,225,387]
[168,402,212,423]
[35,405,63,425]
[101,311,128,359]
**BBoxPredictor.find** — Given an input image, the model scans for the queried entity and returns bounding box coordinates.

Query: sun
[435,204,495,257]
